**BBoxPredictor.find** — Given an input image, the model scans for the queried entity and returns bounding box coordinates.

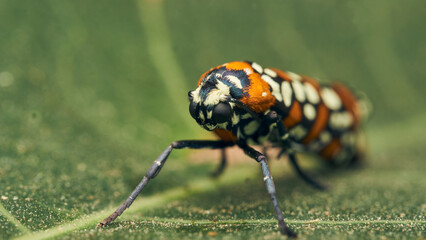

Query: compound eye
[212,102,232,124]
[189,102,198,119]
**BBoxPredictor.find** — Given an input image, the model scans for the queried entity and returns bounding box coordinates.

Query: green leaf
[0,0,425,239]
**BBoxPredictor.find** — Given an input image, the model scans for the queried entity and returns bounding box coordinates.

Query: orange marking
[283,101,303,129]
[197,71,208,86]
[332,83,361,128]
[214,129,237,142]
[240,73,276,113]
[302,103,329,144]
[319,138,342,160]
[225,61,252,71]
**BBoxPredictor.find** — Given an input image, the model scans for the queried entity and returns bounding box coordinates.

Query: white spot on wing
[292,79,306,102]
[287,71,302,81]
[281,133,289,140]
[308,130,331,151]
[303,104,316,121]
[264,68,277,77]
[319,131,331,144]
[241,113,251,119]
[329,112,353,130]
[251,62,263,74]
[321,88,342,110]
[281,81,293,107]
[304,83,320,104]
[290,124,308,140]
[261,74,282,102]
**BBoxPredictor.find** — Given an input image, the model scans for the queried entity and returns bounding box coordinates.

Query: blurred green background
[0,0,425,239]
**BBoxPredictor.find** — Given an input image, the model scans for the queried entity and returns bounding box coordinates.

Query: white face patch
[198,111,205,121]
[321,88,342,110]
[304,83,320,104]
[206,110,212,119]
[216,81,231,94]
[204,89,224,106]
[225,75,243,89]
[251,62,263,74]
[264,68,277,78]
[281,81,293,107]
[329,111,353,130]
[204,123,216,130]
[244,120,260,135]
[292,79,306,102]
[303,103,316,121]
[216,122,228,129]
[191,88,201,103]
[203,82,231,106]
[261,74,283,102]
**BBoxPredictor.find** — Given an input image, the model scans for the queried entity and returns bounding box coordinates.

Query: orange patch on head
[283,101,303,128]
[240,72,276,113]
[319,138,342,160]
[197,71,208,86]
[302,104,330,144]
[214,129,237,142]
[225,61,252,71]
[332,83,361,128]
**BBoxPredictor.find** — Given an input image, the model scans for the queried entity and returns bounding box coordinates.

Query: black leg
[98,140,235,227]
[238,141,297,238]
[288,153,327,190]
[210,148,227,178]
[265,110,328,191]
